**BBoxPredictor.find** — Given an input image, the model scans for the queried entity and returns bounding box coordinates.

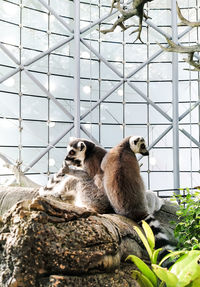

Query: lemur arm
[65,166,89,180]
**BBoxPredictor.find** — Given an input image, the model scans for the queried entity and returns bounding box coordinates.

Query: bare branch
[176,1,200,27]
[98,0,153,43]
[158,37,200,71]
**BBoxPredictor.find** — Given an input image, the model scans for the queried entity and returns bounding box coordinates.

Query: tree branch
[98,0,153,43]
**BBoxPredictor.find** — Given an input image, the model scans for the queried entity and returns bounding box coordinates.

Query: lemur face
[65,138,95,167]
[129,136,149,156]
[65,139,87,167]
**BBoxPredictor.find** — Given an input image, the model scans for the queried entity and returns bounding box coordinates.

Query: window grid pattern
[0,0,199,194]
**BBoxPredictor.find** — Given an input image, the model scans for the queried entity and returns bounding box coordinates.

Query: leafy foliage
[173,188,200,250]
[126,220,200,287]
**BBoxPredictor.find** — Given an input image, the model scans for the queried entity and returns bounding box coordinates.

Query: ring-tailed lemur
[101,136,176,252]
[39,138,113,213]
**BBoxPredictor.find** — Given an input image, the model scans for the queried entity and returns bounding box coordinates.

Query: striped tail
[141,214,176,266]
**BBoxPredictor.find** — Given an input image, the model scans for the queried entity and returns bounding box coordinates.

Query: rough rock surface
[0,188,178,287]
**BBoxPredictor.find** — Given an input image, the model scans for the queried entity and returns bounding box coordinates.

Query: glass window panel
[125,104,147,124]
[101,125,123,147]
[80,3,99,22]
[150,172,173,190]
[179,103,199,123]
[49,148,67,173]
[150,126,172,147]
[21,148,48,173]
[0,69,19,94]
[50,15,69,35]
[125,125,147,139]
[50,0,74,18]
[23,8,48,31]
[50,99,73,121]
[80,59,99,78]
[23,0,47,12]
[101,42,123,61]
[22,96,48,120]
[50,76,74,99]
[149,82,172,102]
[49,123,74,147]
[0,119,19,145]
[28,55,48,73]
[180,148,200,171]
[100,81,122,102]
[51,36,71,56]
[125,44,147,62]
[149,105,171,124]
[80,124,100,142]
[21,72,48,96]
[101,103,122,124]
[150,149,173,171]
[22,121,48,146]
[80,79,99,101]
[22,27,48,50]
[81,102,99,123]
[0,45,19,66]
[125,83,147,103]
[50,54,73,76]
[101,62,119,80]
[179,81,198,101]
[0,93,19,118]
[0,21,19,45]
[149,63,172,81]
[180,172,200,188]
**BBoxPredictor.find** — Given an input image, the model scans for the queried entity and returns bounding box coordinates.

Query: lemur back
[101,136,149,222]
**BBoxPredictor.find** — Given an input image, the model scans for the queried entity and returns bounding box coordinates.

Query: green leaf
[191,277,200,287]
[126,255,157,286]
[169,251,200,286]
[131,270,154,287]
[134,225,152,259]
[152,248,163,265]
[142,220,155,251]
[152,264,178,287]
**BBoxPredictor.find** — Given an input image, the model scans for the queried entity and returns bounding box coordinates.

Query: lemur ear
[77,141,86,151]
[134,137,140,145]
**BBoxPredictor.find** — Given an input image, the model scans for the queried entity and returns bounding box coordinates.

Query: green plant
[172,189,200,250]
[126,221,200,287]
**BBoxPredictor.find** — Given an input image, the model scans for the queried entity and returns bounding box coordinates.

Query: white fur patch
[129,136,141,154]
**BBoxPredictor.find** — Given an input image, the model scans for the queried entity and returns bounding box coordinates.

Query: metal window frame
[0,0,199,189]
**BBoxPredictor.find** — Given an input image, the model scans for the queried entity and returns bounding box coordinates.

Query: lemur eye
[69,150,75,156]
[141,143,145,149]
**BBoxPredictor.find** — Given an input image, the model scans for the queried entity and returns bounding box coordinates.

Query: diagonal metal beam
[0,42,74,120]
[180,128,200,148]
[23,124,74,173]
[179,99,200,122]
[81,38,123,78]
[24,70,74,120]
[127,81,173,122]
[80,80,123,120]
[80,124,100,146]
[38,0,73,34]
[138,125,173,160]
[0,35,74,84]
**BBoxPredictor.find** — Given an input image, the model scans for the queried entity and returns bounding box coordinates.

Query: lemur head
[129,136,149,156]
[65,138,95,167]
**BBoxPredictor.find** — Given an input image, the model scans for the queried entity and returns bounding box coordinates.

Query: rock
[0,194,178,287]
